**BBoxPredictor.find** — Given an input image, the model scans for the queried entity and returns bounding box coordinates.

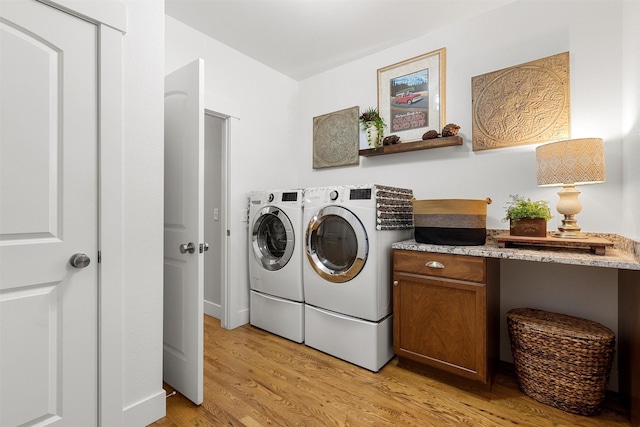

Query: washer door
[306,206,368,283]
[252,206,295,271]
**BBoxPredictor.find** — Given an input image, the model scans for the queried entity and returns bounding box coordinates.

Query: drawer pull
[426,261,445,269]
[393,280,399,286]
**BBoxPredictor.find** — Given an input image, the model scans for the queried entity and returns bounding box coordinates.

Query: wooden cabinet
[619,269,640,426]
[393,250,500,386]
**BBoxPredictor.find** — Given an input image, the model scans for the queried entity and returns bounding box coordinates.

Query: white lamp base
[553,215,588,239]
[553,184,588,239]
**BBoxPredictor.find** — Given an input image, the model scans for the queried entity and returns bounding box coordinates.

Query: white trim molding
[39,0,126,33]
[38,1,133,425]
[122,390,167,427]
[96,22,126,427]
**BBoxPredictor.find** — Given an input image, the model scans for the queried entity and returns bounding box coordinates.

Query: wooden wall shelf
[359,136,463,157]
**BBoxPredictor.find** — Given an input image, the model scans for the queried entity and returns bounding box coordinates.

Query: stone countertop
[392,238,640,271]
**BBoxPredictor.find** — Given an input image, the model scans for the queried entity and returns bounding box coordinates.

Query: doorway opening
[204,111,229,324]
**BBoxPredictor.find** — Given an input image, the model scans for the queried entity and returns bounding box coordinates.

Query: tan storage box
[412,198,491,246]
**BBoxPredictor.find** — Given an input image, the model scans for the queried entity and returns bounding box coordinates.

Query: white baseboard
[122,388,166,427]
[227,307,249,330]
[206,300,248,330]
[204,299,221,319]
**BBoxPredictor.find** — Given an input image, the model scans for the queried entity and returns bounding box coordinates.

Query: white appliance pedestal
[250,290,304,343]
[304,304,394,372]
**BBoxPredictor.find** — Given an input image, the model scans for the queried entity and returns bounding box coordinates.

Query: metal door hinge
[98,251,102,263]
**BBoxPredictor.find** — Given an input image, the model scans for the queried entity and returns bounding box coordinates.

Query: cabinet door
[393,273,487,383]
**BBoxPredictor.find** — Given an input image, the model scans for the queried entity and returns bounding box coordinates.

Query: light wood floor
[150,315,631,426]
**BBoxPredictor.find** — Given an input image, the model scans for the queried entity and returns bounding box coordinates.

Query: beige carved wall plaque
[313,106,359,169]
[472,52,570,151]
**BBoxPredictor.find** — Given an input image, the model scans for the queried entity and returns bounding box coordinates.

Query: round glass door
[252,207,294,271]
[306,206,368,283]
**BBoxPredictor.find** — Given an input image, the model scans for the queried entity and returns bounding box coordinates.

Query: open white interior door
[0,1,99,425]
[163,58,204,405]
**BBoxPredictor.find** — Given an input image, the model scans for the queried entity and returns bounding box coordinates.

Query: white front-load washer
[249,189,304,343]
[302,184,413,371]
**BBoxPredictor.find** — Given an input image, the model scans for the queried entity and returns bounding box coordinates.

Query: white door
[163,59,204,405]
[0,1,98,426]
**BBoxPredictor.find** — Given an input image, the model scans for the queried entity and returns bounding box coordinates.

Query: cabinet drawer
[393,250,485,283]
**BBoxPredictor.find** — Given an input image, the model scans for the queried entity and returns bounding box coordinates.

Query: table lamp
[535,138,606,239]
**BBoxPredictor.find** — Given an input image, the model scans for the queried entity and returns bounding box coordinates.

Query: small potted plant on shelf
[359,107,386,148]
[503,194,553,237]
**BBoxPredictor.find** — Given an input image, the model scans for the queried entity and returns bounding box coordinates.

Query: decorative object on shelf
[471,52,570,151]
[383,135,400,146]
[536,138,606,238]
[358,107,386,148]
[377,48,446,143]
[422,130,439,140]
[312,106,360,169]
[441,123,460,137]
[359,135,462,157]
[412,197,492,246]
[503,194,552,237]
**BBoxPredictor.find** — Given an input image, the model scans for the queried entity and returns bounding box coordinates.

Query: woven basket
[507,308,615,416]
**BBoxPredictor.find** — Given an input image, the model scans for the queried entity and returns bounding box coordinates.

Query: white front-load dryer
[249,189,304,343]
[302,184,413,371]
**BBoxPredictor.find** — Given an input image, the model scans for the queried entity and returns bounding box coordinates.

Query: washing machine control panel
[281,192,299,202]
[349,188,372,200]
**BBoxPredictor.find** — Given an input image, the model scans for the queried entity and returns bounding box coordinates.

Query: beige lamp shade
[536,138,606,186]
[536,138,606,238]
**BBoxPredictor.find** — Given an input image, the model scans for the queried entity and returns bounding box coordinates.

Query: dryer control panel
[349,188,372,200]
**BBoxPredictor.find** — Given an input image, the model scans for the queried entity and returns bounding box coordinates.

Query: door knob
[70,253,91,268]
[179,242,196,254]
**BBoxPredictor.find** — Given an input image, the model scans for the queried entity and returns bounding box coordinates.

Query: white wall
[622,0,640,241]
[121,0,165,423]
[298,1,624,235]
[165,16,299,327]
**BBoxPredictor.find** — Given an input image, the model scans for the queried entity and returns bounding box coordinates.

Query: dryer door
[306,206,368,283]
[252,207,295,271]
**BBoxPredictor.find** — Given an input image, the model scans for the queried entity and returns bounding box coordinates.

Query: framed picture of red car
[377,48,446,143]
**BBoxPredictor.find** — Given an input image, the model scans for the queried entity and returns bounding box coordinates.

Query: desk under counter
[391,232,640,426]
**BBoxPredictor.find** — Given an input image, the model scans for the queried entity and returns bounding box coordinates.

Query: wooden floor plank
[150,315,631,426]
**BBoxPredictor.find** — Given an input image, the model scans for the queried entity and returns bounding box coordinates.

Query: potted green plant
[503,194,553,237]
[359,107,386,148]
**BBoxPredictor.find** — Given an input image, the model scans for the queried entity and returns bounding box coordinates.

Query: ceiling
[165,0,515,81]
